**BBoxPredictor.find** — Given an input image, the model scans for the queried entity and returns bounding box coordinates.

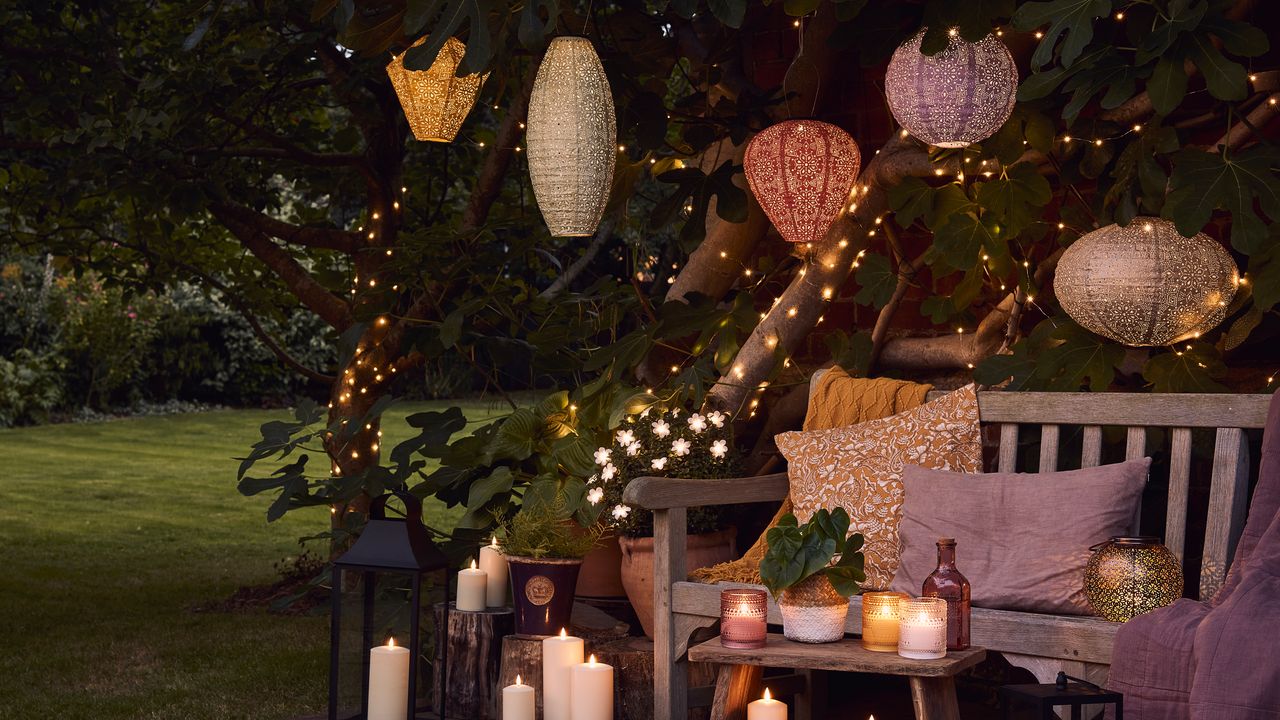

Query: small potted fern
[759,508,866,643]
[502,496,604,636]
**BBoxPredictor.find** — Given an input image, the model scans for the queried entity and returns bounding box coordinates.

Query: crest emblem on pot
[525,575,556,606]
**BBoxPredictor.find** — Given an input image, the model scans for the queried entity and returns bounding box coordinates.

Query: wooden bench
[623,387,1272,720]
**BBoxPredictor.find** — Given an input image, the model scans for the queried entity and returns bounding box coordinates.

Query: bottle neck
[936,543,956,568]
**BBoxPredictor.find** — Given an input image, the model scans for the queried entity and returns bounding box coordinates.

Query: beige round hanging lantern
[387,37,488,143]
[1056,218,1240,346]
[744,119,862,245]
[526,36,617,237]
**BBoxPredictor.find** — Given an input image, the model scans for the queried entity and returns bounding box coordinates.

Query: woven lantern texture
[744,120,861,244]
[885,30,1018,148]
[526,36,617,237]
[1056,218,1240,346]
[386,37,488,143]
[1084,537,1183,622]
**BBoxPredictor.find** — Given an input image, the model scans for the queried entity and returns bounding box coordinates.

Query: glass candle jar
[897,597,947,660]
[720,589,768,649]
[861,591,908,652]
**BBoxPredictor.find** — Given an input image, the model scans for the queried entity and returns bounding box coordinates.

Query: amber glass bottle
[922,537,970,650]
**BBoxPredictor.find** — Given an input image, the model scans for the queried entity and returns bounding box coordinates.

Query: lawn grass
[0,398,513,720]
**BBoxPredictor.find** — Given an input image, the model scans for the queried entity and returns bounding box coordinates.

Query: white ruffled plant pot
[778,600,849,643]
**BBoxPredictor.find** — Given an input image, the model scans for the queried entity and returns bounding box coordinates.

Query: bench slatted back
[915,389,1269,600]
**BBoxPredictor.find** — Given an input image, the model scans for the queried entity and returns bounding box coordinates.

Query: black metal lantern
[1000,672,1123,719]
[329,490,451,720]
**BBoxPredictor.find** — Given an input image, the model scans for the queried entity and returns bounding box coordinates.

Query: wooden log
[433,603,514,720]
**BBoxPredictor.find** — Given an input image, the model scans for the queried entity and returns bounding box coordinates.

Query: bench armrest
[623,472,789,510]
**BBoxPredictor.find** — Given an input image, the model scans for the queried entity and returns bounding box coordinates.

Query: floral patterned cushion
[774,384,983,589]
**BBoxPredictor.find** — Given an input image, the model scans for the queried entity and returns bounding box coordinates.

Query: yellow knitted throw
[689,368,932,585]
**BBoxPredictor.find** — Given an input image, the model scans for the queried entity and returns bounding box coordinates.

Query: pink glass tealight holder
[720,588,767,649]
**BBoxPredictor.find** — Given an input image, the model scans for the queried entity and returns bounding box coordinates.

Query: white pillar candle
[367,638,410,720]
[747,687,787,720]
[897,597,947,660]
[502,674,536,720]
[541,628,584,720]
[456,558,487,612]
[479,536,509,607]
[569,654,614,720]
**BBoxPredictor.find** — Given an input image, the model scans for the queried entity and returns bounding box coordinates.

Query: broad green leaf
[1224,305,1262,351]
[465,467,515,510]
[933,212,1003,271]
[888,177,933,228]
[1250,240,1280,311]
[1165,146,1280,254]
[1012,0,1112,69]
[708,0,746,28]
[1200,17,1268,58]
[1186,33,1247,101]
[1143,344,1229,393]
[974,162,1052,236]
[1039,321,1125,391]
[824,330,873,376]
[490,408,539,461]
[853,253,897,308]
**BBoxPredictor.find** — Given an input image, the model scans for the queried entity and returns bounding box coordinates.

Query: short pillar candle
[898,597,948,660]
[501,674,535,720]
[456,558,488,612]
[478,536,509,607]
[367,638,409,720]
[861,591,907,652]
[747,687,787,720]
[569,654,614,720]
[720,588,768,649]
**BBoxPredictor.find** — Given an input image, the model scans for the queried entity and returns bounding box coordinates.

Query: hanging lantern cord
[582,0,595,34]
[781,15,821,118]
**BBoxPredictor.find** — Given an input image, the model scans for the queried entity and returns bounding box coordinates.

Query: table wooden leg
[795,668,826,720]
[908,675,960,720]
[710,664,762,720]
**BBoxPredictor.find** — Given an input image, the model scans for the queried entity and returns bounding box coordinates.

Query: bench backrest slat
[1039,424,1060,473]
[1202,427,1251,598]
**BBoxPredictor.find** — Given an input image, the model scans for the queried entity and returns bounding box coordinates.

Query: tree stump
[433,603,515,720]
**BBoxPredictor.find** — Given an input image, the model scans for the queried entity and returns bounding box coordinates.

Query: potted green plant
[759,508,866,643]
[501,494,604,636]
[589,406,740,636]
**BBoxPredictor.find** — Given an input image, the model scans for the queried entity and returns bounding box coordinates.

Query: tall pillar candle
[456,558,487,612]
[747,687,787,720]
[367,638,409,720]
[479,536,509,607]
[541,628,584,720]
[569,654,614,720]
[897,597,947,660]
[502,674,535,720]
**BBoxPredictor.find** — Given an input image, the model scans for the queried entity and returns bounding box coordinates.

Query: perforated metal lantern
[744,119,861,244]
[885,30,1018,148]
[526,36,617,237]
[387,37,488,143]
[329,491,451,720]
[1084,536,1183,622]
[1056,218,1240,346]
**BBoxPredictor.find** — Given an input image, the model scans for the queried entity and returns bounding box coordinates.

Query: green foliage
[501,492,604,559]
[0,349,64,427]
[759,509,866,598]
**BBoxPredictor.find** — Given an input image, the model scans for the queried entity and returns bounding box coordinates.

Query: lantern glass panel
[331,567,446,719]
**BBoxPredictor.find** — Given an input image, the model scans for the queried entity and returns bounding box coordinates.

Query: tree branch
[1216,92,1280,149]
[188,144,366,167]
[210,202,359,252]
[539,215,616,299]
[461,55,539,234]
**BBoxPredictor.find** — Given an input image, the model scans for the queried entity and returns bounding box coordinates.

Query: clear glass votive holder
[720,588,768,649]
[897,597,947,660]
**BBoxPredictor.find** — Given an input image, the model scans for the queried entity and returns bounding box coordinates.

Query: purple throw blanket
[1106,390,1280,720]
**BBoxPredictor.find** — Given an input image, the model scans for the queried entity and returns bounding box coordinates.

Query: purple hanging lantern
[885,30,1018,148]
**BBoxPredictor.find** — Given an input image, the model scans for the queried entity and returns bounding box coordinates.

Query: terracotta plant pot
[778,574,850,644]
[575,530,627,599]
[619,528,738,637]
[506,556,582,636]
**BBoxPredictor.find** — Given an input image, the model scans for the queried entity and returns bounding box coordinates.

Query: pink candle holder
[720,589,767,649]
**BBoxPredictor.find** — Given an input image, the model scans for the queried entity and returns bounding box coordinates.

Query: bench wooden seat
[623,385,1272,720]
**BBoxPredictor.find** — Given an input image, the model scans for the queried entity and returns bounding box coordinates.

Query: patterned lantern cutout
[744,120,861,245]
[1056,218,1240,346]
[885,30,1018,148]
[527,36,617,237]
[386,37,488,143]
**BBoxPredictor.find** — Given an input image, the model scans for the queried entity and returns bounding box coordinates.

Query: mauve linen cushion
[889,458,1151,615]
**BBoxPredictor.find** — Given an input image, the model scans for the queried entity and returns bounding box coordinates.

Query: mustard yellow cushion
[774,384,983,589]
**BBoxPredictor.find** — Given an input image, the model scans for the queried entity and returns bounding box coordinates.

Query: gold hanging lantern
[1055,218,1240,346]
[744,119,862,244]
[526,36,617,237]
[386,37,488,143]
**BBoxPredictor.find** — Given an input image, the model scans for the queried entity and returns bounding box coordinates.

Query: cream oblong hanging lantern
[526,36,617,237]
[1055,218,1240,346]
[743,120,861,244]
[884,30,1018,148]
[387,37,489,143]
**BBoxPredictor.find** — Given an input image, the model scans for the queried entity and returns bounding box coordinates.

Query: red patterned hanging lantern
[744,120,862,244]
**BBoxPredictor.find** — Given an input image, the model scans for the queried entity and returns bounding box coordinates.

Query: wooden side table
[688,633,986,720]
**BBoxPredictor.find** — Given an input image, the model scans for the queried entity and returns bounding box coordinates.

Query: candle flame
[588,654,598,665]
[560,628,568,638]
[470,558,477,570]
[387,637,396,648]
[763,687,772,701]
[515,674,523,686]
[490,535,499,548]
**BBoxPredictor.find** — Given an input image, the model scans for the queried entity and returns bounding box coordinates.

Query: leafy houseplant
[759,509,867,643]
[501,495,603,636]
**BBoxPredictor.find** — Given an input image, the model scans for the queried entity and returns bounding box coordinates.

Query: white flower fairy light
[671,438,691,457]
[708,410,726,428]
[626,441,642,456]
[601,463,617,481]
[687,413,707,432]
[616,429,635,446]
[651,456,668,470]
[587,487,604,505]
[710,439,728,459]
[651,419,671,437]
[594,447,611,466]
[612,504,631,520]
